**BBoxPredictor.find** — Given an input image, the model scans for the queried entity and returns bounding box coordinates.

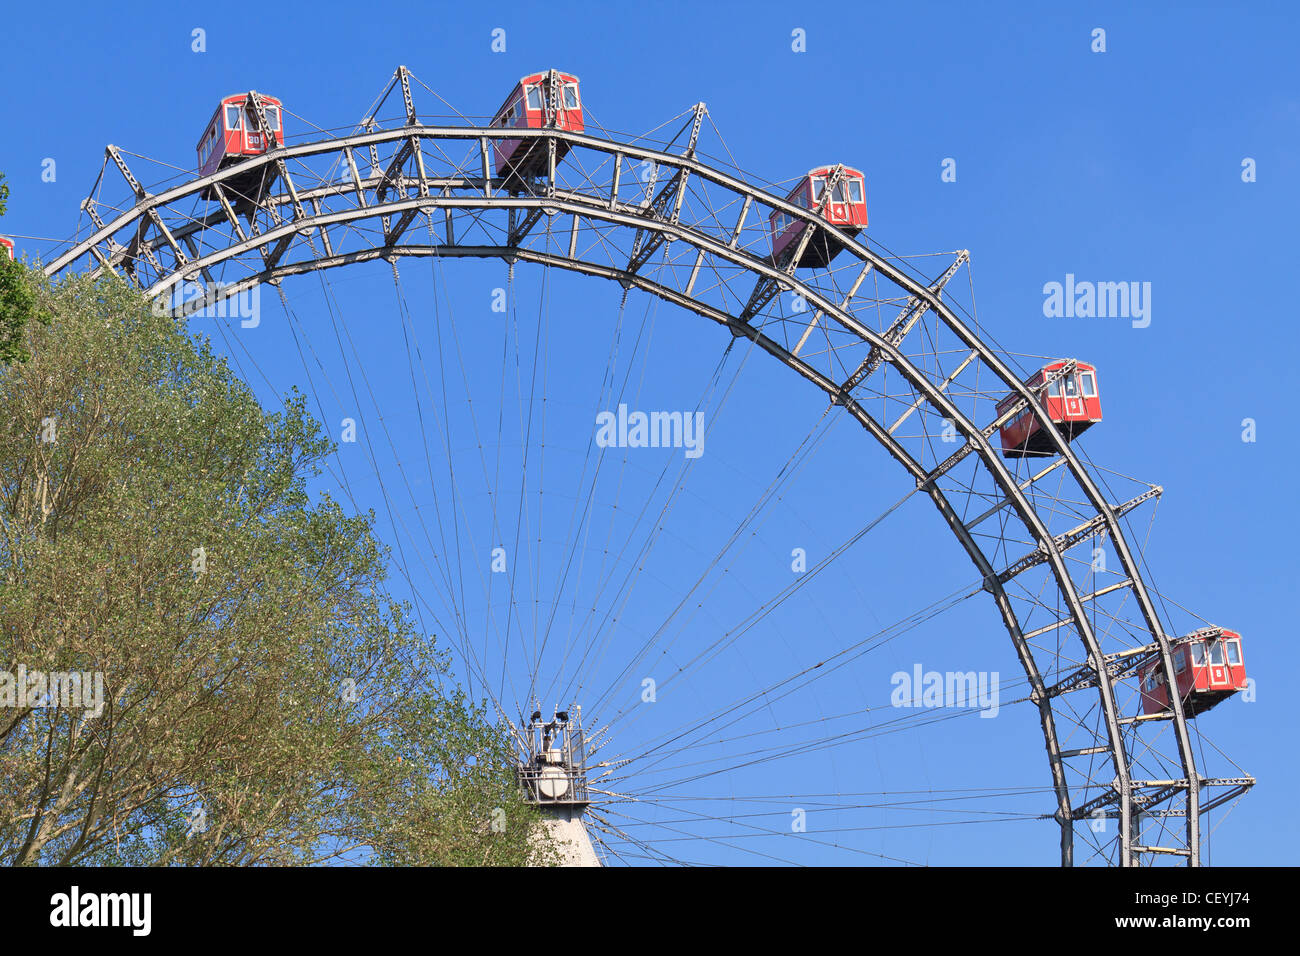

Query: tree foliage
[0,265,554,865]
[0,172,52,365]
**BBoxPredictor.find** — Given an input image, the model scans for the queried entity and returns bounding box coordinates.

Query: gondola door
[1206,639,1231,689]
[1060,371,1084,419]
[827,177,847,222]
[244,101,269,152]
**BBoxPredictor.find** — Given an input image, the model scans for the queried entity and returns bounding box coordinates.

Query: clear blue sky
[2,0,1296,865]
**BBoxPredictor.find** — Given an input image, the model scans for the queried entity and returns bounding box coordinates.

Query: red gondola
[490,70,583,188]
[1138,628,1248,717]
[769,165,868,268]
[196,92,285,201]
[995,360,1101,457]
[0,237,13,261]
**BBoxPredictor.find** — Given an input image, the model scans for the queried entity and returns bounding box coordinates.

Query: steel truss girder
[44,120,1220,865]
[963,457,1069,531]
[625,106,703,276]
[1071,777,1253,834]
[1072,781,1185,822]
[508,205,548,247]
[996,485,1162,585]
[842,249,969,392]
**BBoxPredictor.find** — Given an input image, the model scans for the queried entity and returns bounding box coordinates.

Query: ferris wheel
[34,65,1254,866]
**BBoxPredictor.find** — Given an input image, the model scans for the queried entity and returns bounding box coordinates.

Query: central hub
[518,708,589,808]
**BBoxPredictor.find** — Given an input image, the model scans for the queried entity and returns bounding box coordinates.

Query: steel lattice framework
[41,66,1252,866]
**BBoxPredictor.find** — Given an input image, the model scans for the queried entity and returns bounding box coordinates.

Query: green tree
[0,266,555,865]
[0,172,50,365]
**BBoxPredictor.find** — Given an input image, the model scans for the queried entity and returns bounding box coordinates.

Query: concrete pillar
[535,805,601,867]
